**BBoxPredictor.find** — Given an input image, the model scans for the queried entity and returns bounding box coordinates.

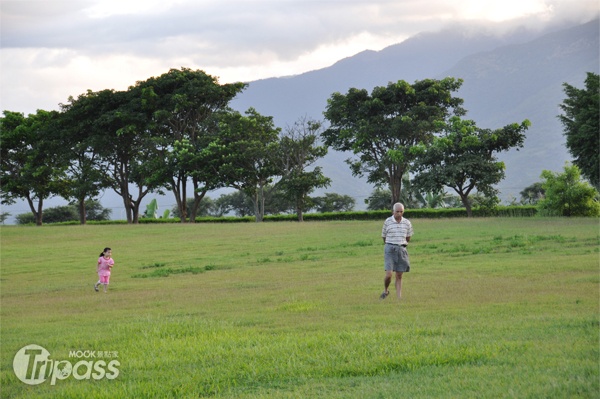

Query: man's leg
[384,270,392,294]
[380,270,393,299]
[395,272,403,299]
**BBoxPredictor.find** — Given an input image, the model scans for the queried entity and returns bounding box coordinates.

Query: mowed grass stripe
[1,218,598,398]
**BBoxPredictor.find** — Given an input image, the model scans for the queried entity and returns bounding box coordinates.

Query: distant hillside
[231,19,600,204]
[440,20,599,199]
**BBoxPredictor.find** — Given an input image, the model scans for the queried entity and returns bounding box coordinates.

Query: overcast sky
[1,0,598,115]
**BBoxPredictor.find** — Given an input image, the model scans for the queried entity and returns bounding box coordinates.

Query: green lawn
[1,218,598,398]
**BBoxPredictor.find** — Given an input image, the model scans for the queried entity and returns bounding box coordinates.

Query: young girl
[94,248,115,293]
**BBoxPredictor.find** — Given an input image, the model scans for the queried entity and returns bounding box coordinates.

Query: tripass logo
[13,344,120,385]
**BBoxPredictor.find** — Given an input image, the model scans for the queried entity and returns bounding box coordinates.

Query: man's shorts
[384,243,410,272]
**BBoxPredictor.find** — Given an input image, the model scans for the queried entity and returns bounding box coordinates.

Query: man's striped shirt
[382,216,413,246]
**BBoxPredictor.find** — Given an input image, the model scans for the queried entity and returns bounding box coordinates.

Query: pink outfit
[97,256,114,284]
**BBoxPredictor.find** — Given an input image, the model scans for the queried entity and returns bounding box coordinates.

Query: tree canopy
[412,117,530,217]
[1,110,68,225]
[537,163,599,216]
[322,77,465,206]
[558,72,599,189]
[137,68,247,222]
[276,117,331,221]
[211,108,281,222]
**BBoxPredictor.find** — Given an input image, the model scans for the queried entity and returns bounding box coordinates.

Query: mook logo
[13,344,120,385]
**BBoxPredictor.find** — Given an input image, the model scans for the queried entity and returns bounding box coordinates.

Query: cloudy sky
[1,0,598,115]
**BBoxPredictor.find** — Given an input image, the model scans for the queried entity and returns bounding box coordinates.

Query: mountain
[439,20,599,198]
[231,19,600,204]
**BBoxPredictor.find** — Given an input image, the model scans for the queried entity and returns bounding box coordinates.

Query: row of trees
[2,68,332,224]
[3,68,595,225]
[11,160,597,224]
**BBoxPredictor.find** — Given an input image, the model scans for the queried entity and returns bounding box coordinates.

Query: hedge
[23,206,538,226]
[259,206,538,222]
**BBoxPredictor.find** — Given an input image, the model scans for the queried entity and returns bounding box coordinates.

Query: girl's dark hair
[99,247,111,257]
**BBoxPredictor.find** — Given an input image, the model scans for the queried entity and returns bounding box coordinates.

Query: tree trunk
[180,177,188,223]
[132,198,141,224]
[26,194,43,226]
[254,187,264,222]
[389,166,404,206]
[189,185,208,223]
[26,195,44,226]
[459,193,473,217]
[131,186,149,224]
[36,201,43,226]
[121,186,133,224]
[78,196,87,225]
[169,174,188,223]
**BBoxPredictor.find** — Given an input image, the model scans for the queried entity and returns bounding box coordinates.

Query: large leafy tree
[83,88,162,223]
[138,68,246,222]
[59,91,110,224]
[214,190,257,217]
[0,110,68,226]
[276,117,331,221]
[558,72,599,189]
[312,193,355,212]
[412,117,530,217]
[519,182,545,205]
[537,163,599,216]
[322,78,465,205]
[212,108,281,222]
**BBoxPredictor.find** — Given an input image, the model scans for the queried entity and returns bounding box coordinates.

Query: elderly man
[380,203,413,300]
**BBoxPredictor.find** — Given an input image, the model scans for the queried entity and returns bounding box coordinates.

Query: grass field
[1,218,598,398]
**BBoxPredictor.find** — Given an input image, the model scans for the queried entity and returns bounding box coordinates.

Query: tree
[414,190,457,209]
[139,68,246,222]
[171,197,218,218]
[397,172,423,209]
[312,193,355,212]
[59,91,110,224]
[276,117,331,221]
[366,188,392,211]
[214,191,255,217]
[537,163,599,216]
[0,110,69,225]
[83,88,163,224]
[213,108,281,222]
[412,117,530,217]
[519,182,545,205]
[0,212,9,224]
[322,78,465,206]
[558,72,599,189]
[82,200,112,221]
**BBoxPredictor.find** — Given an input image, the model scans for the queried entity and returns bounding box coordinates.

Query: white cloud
[459,0,551,21]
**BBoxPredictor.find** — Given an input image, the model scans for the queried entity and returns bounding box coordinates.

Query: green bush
[27,206,539,225]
